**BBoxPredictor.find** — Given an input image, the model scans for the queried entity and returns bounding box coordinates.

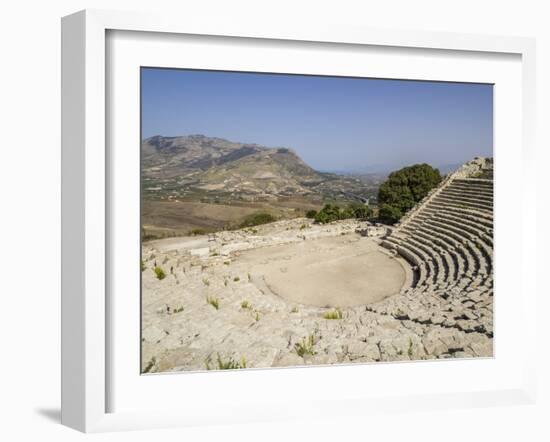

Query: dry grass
[323,308,343,320]
[295,335,317,357]
[206,296,220,310]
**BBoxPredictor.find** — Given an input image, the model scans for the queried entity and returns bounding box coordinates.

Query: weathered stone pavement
[142,158,494,374]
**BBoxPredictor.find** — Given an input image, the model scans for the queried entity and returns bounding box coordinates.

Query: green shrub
[239,212,276,228]
[378,204,403,224]
[154,266,166,280]
[313,203,372,224]
[189,228,207,236]
[348,202,373,219]
[305,209,318,219]
[314,204,340,224]
[233,276,240,282]
[140,259,146,272]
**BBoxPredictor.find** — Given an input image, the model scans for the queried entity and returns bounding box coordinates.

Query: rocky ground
[141,217,493,373]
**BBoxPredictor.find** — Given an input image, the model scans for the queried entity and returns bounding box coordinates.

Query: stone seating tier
[380,159,494,327]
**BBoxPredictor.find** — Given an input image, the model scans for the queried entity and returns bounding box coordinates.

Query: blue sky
[141,68,493,173]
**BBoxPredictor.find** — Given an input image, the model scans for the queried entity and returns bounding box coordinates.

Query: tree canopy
[377,163,442,224]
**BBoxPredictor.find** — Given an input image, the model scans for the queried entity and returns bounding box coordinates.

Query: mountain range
[141,135,375,202]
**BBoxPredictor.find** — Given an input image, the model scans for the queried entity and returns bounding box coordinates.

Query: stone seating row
[431,194,493,212]
[442,187,493,201]
[384,176,494,295]
[425,200,494,223]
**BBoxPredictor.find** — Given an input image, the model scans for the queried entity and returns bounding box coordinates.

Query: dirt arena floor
[239,236,406,307]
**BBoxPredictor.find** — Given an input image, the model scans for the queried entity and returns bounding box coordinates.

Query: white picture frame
[61,9,537,433]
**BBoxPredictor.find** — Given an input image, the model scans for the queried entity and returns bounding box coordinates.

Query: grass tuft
[154,266,166,280]
[142,357,156,373]
[323,308,343,320]
[205,353,247,370]
[241,300,251,310]
[206,296,219,310]
[295,334,317,357]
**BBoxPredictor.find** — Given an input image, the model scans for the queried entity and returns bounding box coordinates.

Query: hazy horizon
[142,68,493,173]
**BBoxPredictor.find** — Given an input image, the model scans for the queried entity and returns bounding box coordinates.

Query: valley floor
[140,198,323,239]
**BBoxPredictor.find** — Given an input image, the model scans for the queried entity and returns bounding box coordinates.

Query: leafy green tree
[377,164,441,224]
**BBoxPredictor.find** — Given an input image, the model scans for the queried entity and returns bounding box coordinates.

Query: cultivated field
[141,198,323,240]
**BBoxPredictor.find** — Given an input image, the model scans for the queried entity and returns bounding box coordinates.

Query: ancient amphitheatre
[141,157,494,373]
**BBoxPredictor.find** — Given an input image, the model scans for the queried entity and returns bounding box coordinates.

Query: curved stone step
[453,178,494,188]
[404,236,445,285]
[447,183,493,195]
[425,219,491,277]
[431,212,493,248]
[427,200,493,220]
[422,205,493,228]
[416,223,476,277]
[440,189,493,203]
[432,194,493,212]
